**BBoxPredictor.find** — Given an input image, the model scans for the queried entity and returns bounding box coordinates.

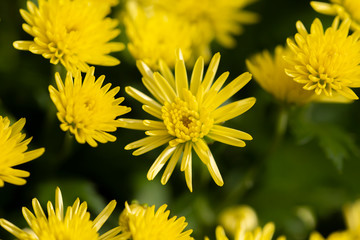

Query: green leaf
[290,108,359,172]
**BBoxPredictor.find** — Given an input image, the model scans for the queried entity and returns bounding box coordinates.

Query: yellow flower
[311,0,360,31]
[218,205,258,236]
[119,202,194,240]
[14,0,124,73]
[119,50,255,191]
[81,0,120,15]
[205,222,283,240]
[309,199,360,240]
[309,231,351,240]
[0,187,121,240]
[344,199,360,237]
[49,67,131,147]
[247,45,315,105]
[158,0,258,60]
[285,17,360,100]
[0,116,44,187]
[130,0,258,62]
[124,2,192,69]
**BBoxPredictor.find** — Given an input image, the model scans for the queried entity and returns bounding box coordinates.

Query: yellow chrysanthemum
[49,67,131,147]
[246,45,315,105]
[344,199,360,237]
[119,50,255,191]
[218,205,258,236]
[0,187,121,240]
[285,17,360,100]
[205,222,284,240]
[118,202,194,240]
[81,0,120,15]
[0,116,44,187]
[309,199,360,240]
[311,0,360,31]
[309,231,351,240]
[157,0,258,57]
[124,2,192,69]
[14,0,124,73]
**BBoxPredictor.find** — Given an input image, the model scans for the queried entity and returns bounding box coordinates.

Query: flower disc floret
[162,97,213,146]
[285,17,360,100]
[0,116,44,187]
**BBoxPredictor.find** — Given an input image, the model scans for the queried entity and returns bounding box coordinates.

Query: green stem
[270,104,289,153]
[58,132,74,162]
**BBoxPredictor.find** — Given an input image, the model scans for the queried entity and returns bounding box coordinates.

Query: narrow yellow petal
[207,72,252,111]
[207,132,246,147]
[93,200,117,232]
[310,1,337,15]
[213,97,256,123]
[184,154,193,192]
[118,118,150,130]
[55,187,64,221]
[153,72,177,103]
[190,56,204,95]
[161,144,184,185]
[125,86,162,111]
[210,125,253,140]
[159,59,175,89]
[201,52,221,92]
[175,59,189,100]
[32,198,46,219]
[13,40,33,50]
[0,219,27,239]
[180,142,192,172]
[206,150,224,187]
[147,145,176,180]
[142,105,163,119]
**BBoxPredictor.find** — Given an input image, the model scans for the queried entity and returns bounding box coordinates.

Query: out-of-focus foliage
[1,0,360,240]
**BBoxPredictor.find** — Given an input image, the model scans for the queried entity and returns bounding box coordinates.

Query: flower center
[162,97,213,146]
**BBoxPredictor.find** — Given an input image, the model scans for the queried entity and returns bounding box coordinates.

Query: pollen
[162,96,213,146]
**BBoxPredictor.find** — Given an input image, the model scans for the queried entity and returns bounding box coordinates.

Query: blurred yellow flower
[218,205,258,236]
[309,231,351,240]
[82,0,120,15]
[247,45,314,105]
[49,67,131,147]
[205,222,283,240]
[159,0,259,48]
[0,187,121,240]
[311,0,360,31]
[309,198,360,240]
[14,0,124,73]
[119,50,255,191]
[130,0,258,63]
[119,202,194,240]
[0,116,44,187]
[124,2,192,69]
[344,199,360,237]
[285,17,360,100]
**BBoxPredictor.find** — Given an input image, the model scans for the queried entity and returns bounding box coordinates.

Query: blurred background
[1,0,360,239]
